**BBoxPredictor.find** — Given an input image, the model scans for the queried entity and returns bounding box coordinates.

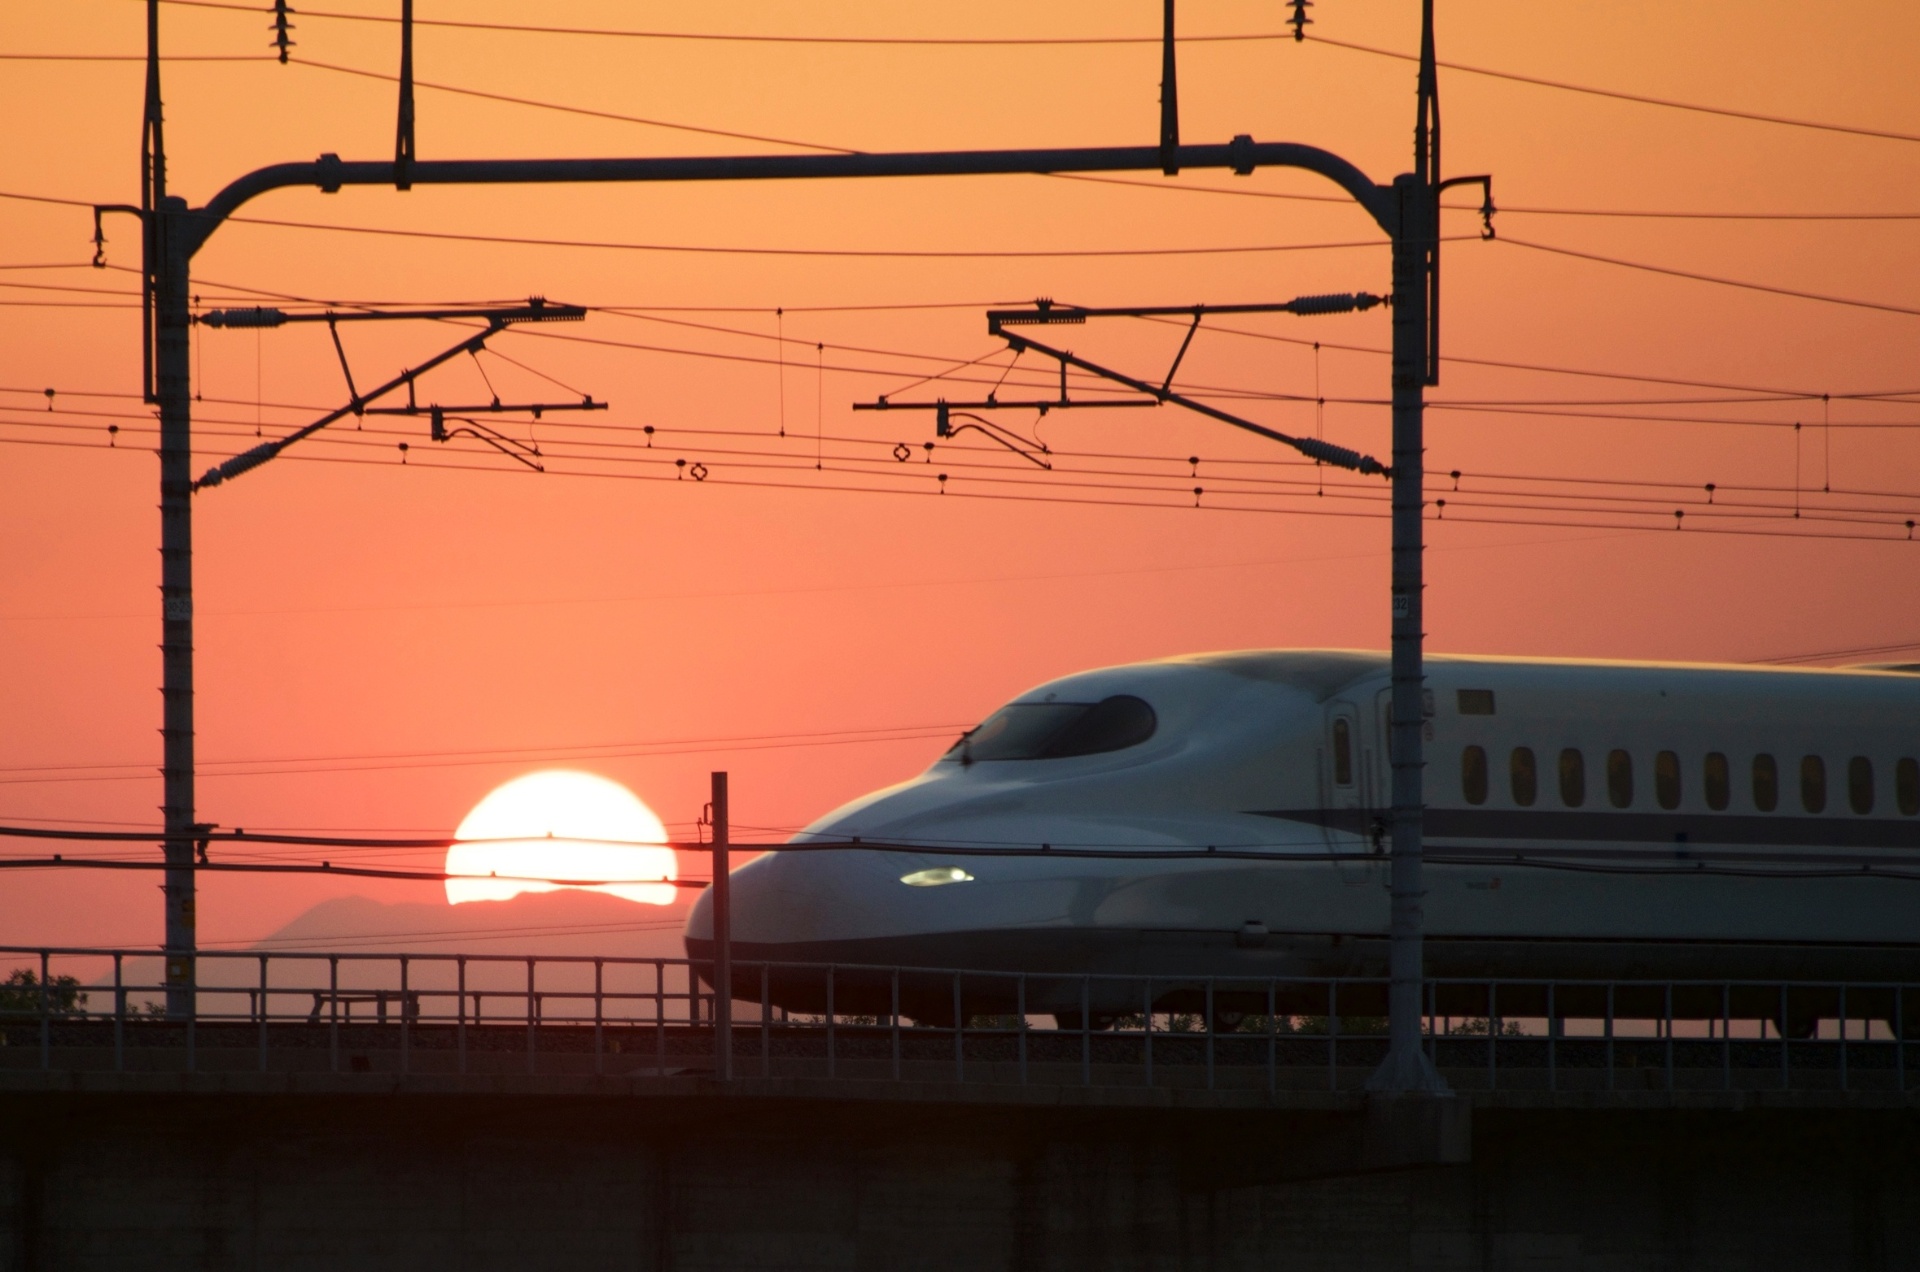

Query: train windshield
[947,695,1157,762]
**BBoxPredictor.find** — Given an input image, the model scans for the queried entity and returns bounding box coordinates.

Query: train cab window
[1752,754,1779,811]
[1607,749,1634,809]
[1332,718,1354,786]
[1800,755,1827,814]
[1654,751,1681,810]
[1704,752,1730,811]
[1898,758,1920,816]
[1510,747,1538,807]
[1461,746,1489,805]
[951,694,1157,762]
[1848,757,1874,815]
[1559,748,1586,807]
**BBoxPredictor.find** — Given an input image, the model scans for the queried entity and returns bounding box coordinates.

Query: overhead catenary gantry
[110,0,1485,1092]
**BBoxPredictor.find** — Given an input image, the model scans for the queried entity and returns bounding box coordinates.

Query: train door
[1323,702,1371,884]
[1328,703,1374,891]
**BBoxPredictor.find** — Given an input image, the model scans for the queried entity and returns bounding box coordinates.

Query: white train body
[686,651,1920,1014]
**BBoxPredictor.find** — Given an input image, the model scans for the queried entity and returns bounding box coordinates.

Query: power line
[0,855,705,888]
[10,410,1914,544]
[0,726,964,786]
[0,52,264,62]
[137,0,1920,145]
[10,367,1920,507]
[293,57,1920,224]
[296,57,845,154]
[223,211,1409,259]
[155,0,1283,47]
[1061,173,1920,222]
[30,409,1920,541]
[1758,639,1920,666]
[1308,33,1920,147]
[1502,236,1920,319]
[0,722,969,779]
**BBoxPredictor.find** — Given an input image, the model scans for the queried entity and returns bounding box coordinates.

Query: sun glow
[445,771,677,906]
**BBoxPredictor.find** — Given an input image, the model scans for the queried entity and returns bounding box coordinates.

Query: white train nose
[685,845,902,955]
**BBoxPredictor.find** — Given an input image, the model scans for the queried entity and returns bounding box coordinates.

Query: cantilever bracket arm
[1000,331,1388,478]
[193,321,502,490]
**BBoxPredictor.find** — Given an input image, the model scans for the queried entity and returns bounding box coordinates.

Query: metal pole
[156,192,197,1017]
[710,771,732,1082]
[1367,172,1445,1094]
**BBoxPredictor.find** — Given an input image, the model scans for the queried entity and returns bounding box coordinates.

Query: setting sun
[445,771,678,906]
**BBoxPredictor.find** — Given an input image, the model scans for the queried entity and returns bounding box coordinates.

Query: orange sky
[2,0,1918,950]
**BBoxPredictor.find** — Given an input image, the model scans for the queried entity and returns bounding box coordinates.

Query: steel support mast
[140,0,198,1016]
[1373,172,1443,1091]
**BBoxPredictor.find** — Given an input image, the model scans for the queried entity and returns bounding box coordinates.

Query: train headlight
[900,866,974,887]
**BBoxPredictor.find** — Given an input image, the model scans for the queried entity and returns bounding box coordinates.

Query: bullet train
[686,650,1920,1027]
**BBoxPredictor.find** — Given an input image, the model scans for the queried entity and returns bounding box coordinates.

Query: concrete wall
[2,1089,1917,1271]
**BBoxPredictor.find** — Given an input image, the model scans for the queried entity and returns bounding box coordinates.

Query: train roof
[1128,648,1920,705]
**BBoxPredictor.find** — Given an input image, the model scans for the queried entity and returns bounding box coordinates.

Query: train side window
[1510,747,1538,807]
[1704,752,1730,811]
[1607,749,1634,808]
[1332,718,1353,786]
[1559,748,1586,807]
[1655,750,1682,810]
[1461,746,1489,805]
[1752,754,1779,811]
[1848,757,1874,815]
[1800,755,1827,814]
[1899,758,1920,816]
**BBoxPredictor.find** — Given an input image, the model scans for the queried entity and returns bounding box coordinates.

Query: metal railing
[1,946,1913,1095]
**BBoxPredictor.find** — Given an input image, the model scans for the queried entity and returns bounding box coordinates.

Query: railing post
[329,955,339,1074]
[38,950,50,1071]
[258,954,269,1072]
[1143,979,1154,1088]
[710,771,732,1083]
[594,959,604,1077]
[1488,982,1498,1091]
[525,958,536,1076]
[1604,983,1614,1091]
[953,972,964,1083]
[1326,982,1338,1093]
[1082,977,1092,1088]
[1722,983,1731,1092]
[1898,985,1907,1095]
[1838,983,1848,1093]
[1017,975,1028,1086]
[457,957,467,1076]
[1428,979,1443,1068]
[113,953,125,1073]
[1265,980,1276,1097]
[761,963,771,1079]
[1547,982,1556,1093]
[825,966,836,1081]
[1204,979,1215,1091]
[184,949,196,1073]
[890,968,901,1083]
[655,961,665,1075]
[399,956,410,1077]
[1663,983,1673,1092]
[1779,983,1789,1091]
